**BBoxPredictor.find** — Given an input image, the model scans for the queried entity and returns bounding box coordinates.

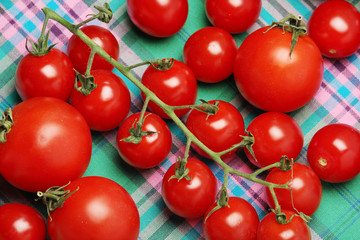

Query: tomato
[265,163,322,216]
[308,0,360,58]
[141,60,197,119]
[116,112,172,168]
[205,0,261,33]
[15,48,75,101]
[203,197,259,240]
[244,112,303,168]
[0,97,92,192]
[67,25,119,74]
[47,176,140,240]
[307,123,360,183]
[183,27,237,83]
[127,0,188,37]
[70,70,131,131]
[186,100,245,159]
[233,26,323,112]
[257,209,311,240]
[0,203,46,240]
[161,158,217,218]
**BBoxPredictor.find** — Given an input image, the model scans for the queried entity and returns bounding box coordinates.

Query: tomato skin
[183,27,237,83]
[127,0,188,37]
[67,25,119,74]
[141,60,197,119]
[161,158,217,218]
[47,176,140,240]
[0,97,92,192]
[233,27,323,112]
[307,123,360,183]
[70,70,131,131]
[15,48,75,101]
[203,197,259,240]
[0,203,46,240]
[308,0,360,58]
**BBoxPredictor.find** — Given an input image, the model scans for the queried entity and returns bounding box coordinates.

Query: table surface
[1,0,360,239]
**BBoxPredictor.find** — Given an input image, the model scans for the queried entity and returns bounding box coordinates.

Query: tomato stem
[0,108,13,143]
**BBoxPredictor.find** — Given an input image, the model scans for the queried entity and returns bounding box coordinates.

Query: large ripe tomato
[15,48,75,101]
[307,123,360,183]
[308,0,360,58]
[205,0,261,33]
[0,97,92,192]
[0,203,46,240]
[233,26,323,112]
[161,158,217,218]
[127,0,188,37]
[47,176,140,240]
[183,27,237,83]
[203,197,259,240]
[67,25,119,74]
[70,70,131,131]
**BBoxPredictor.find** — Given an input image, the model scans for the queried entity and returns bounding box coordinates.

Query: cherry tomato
[308,0,360,58]
[233,26,323,112]
[0,203,46,240]
[203,197,259,240]
[186,100,245,159]
[265,163,322,216]
[307,123,360,183]
[205,0,261,33]
[0,97,92,192]
[67,25,119,74]
[70,70,131,131]
[183,27,237,83]
[15,48,75,101]
[244,112,303,168]
[116,112,172,169]
[47,176,140,240]
[161,158,217,218]
[127,0,188,37]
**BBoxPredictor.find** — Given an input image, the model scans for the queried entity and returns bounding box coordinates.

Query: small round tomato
[15,48,75,101]
[141,60,197,119]
[307,123,360,183]
[0,203,46,240]
[67,25,119,74]
[308,0,360,58]
[203,197,259,240]
[70,70,131,131]
[127,0,188,37]
[183,27,237,83]
[161,158,217,218]
[205,0,261,33]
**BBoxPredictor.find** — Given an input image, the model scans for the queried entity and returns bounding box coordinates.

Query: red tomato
[233,26,323,112]
[161,158,217,218]
[70,70,131,131]
[205,0,261,33]
[15,48,75,101]
[308,0,360,58]
[47,176,140,240]
[183,27,237,83]
[257,210,311,240]
[0,203,46,240]
[245,112,303,168]
[186,100,245,158]
[203,197,259,240]
[0,97,92,192]
[127,0,188,37]
[307,123,360,183]
[116,112,172,168]
[265,163,322,216]
[67,25,119,74]
[141,60,197,118]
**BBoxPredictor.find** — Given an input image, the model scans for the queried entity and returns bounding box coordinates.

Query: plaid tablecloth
[1,0,360,239]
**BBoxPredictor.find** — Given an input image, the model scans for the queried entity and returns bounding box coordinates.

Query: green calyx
[150,58,174,71]
[93,3,113,23]
[279,155,293,171]
[26,29,57,56]
[0,108,13,143]
[121,113,158,144]
[168,157,191,182]
[74,70,97,96]
[204,184,229,223]
[192,99,219,118]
